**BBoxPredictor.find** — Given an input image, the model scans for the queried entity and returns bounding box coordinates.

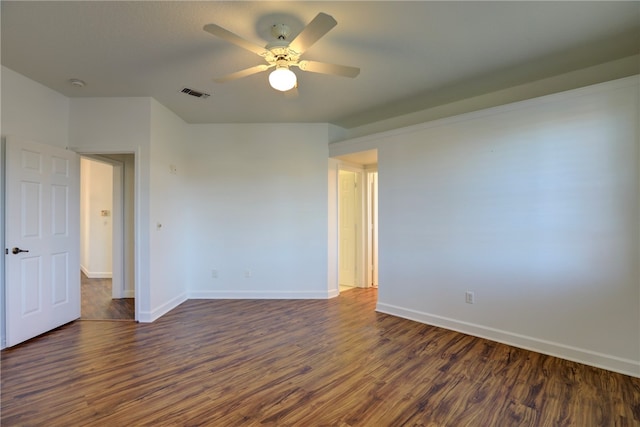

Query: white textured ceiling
[2,1,639,129]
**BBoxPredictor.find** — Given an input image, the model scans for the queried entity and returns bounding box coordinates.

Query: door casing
[77,151,136,317]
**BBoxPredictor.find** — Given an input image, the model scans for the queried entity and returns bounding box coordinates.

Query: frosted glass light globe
[269,67,297,92]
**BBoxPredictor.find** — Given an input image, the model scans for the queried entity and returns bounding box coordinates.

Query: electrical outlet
[211,270,218,279]
[244,269,252,278]
[465,291,475,304]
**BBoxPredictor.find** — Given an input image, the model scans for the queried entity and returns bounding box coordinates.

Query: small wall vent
[180,87,210,99]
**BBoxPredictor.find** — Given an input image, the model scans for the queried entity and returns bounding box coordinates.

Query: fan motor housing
[271,23,291,40]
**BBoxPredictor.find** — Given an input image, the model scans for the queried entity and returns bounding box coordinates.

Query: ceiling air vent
[180,87,210,99]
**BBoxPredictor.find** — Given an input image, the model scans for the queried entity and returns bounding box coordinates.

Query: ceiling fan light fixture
[269,67,297,92]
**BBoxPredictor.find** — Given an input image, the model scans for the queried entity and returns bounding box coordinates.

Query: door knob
[12,247,29,255]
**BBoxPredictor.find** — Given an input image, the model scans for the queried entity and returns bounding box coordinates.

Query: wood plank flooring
[2,288,639,426]
[81,272,134,320]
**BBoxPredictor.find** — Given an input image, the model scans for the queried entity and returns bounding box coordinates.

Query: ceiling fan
[203,13,360,92]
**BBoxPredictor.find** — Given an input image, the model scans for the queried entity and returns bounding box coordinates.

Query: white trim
[110,159,124,298]
[336,159,364,171]
[137,292,187,323]
[366,171,378,288]
[80,264,112,279]
[329,75,640,157]
[327,158,340,297]
[377,302,640,378]
[134,146,143,323]
[188,290,335,300]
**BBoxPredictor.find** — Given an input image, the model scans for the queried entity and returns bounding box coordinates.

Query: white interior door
[339,170,357,286]
[5,136,80,347]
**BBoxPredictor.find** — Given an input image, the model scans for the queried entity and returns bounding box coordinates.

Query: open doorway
[338,169,359,292]
[80,155,135,320]
[333,149,378,294]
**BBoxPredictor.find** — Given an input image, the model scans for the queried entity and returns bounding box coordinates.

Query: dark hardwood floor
[81,272,134,320]
[2,288,639,426]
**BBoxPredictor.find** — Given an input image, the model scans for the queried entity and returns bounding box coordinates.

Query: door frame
[365,167,378,288]
[329,158,379,295]
[77,150,137,321]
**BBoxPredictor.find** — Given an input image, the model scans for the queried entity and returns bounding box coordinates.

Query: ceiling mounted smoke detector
[69,78,86,88]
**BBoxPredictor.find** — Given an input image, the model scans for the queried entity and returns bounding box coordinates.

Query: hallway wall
[80,158,113,278]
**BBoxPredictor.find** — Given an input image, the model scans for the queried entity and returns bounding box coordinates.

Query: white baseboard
[376,302,640,378]
[137,292,187,323]
[80,265,112,279]
[188,290,334,299]
[137,290,336,323]
[112,289,135,299]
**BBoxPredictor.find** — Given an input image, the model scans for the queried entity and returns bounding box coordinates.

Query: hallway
[81,272,134,320]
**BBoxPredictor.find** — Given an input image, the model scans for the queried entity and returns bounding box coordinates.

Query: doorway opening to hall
[334,149,378,294]
[80,155,135,320]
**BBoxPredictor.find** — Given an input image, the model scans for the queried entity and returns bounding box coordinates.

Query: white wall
[80,158,113,278]
[331,76,640,377]
[1,67,70,148]
[327,158,340,298]
[70,97,194,321]
[185,123,331,299]
[69,97,153,320]
[148,99,189,317]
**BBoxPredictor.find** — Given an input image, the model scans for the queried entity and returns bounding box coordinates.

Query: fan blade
[288,13,337,54]
[214,64,272,83]
[298,60,360,78]
[204,23,268,56]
